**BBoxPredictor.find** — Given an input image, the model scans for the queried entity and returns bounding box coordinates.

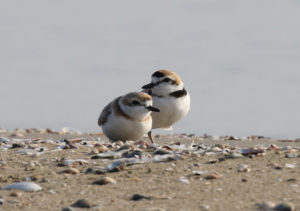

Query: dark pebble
[131,193,152,201]
[273,202,294,211]
[84,168,94,174]
[62,207,74,211]
[123,150,143,158]
[71,199,91,208]
[11,143,24,148]
[154,149,171,155]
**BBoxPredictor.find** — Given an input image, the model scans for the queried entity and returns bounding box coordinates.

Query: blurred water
[1,0,300,137]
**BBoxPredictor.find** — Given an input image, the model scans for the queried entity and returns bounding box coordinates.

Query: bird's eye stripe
[132,100,140,105]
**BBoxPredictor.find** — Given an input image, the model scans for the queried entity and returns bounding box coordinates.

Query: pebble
[154,149,172,155]
[179,176,190,184]
[123,150,143,158]
[0,137,10,143]
[192,171,209,175]
[257,201,276,210]
[131,193,152,201]
[130,177,141,182]
[9,191,23,197]
[92,176,117,185]
[273,202,295,211]
[10,132,24,138]
[165,167,173,172]
[285,153,297,158]
[206,159,218,164]
[71,199,92,208]
[200,204,210,210]
[62,159,88,166]
[61,207,74,211]
[227,152,243,159]
[2,182,42,192]
[257,201,295,211]
[285,163,296,169]
[268,162,282,170]
[204,173,221,180]
[60,168,80,175]
[142,208,165,211]
[84,167,106,175]
[237,164,251,172]
[107,160,126,172]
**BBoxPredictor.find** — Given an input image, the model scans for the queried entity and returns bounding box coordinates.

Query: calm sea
[1,0,300,138]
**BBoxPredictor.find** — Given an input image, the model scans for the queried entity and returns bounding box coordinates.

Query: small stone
[165,167,173,172]
[192,171,208,175]
[268,162,282,170]
[62,207,74,211]
[11,143,24,148]
[200,204,210,210]
[224,136,238,140]
[107,160,126,172]
[286,178,296,182]
[257,201,276,210]
[131,193,152,201]
[49,190,57,194]
[285,163,296,169]
[93,177,116,185]
[273,202,295,211]
[237,164,251,172]
[10,132,24,138]
[285,153,297,158]
[0,137,10,143]
[10,191,22,197]
[241,178,248,182]
[179,176,190,184]
[129,177,141,182]
[204,173,221,180]
[154,149,171,155]
[227,152,243,159]
[206,159,218,164]
[60,168,80,175]
[142,208,165,211]
[71,199,92,208]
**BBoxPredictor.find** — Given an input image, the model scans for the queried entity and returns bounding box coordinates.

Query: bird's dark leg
[148,131,155,144]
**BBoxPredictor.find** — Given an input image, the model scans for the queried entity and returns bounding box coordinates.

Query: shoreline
[0,129,299,210]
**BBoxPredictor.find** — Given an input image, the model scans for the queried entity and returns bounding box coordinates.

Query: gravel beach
[0,129,299,211]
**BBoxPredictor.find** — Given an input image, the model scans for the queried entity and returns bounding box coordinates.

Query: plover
[142,70,190,143]
[98,92,160,142]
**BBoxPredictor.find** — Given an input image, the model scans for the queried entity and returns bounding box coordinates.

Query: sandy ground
[0,131,299,211]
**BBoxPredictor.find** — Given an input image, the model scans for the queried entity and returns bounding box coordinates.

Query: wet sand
[0,130,299,211]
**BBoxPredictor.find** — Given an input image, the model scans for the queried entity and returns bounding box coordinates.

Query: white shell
[2,182,42,192]
[0,137,10,143]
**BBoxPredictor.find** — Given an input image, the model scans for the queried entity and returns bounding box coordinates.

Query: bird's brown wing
[98,96,121,126]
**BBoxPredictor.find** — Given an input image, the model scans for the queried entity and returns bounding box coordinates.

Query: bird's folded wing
[98,97,121,126]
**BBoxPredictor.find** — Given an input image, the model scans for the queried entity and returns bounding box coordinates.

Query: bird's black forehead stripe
[152,71,165,78]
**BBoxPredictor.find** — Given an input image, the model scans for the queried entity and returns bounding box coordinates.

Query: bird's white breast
[151,93,190,129]
[102,112,152,141]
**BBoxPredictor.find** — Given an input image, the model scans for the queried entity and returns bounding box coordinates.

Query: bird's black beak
[146,106,160,112]
[142,83,154,89]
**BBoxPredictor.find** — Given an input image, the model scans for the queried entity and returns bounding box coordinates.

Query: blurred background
[1,0,300,138]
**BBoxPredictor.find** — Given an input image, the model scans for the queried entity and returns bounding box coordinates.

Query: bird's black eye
[132,100,140,105]
[163,78,171,82]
